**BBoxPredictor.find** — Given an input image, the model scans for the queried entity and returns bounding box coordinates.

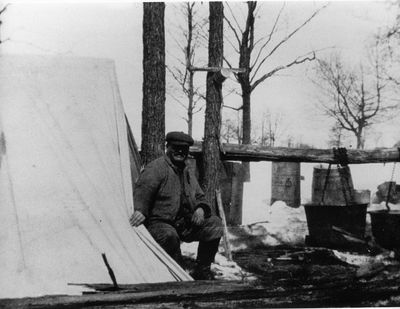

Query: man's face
[167,143,189,165]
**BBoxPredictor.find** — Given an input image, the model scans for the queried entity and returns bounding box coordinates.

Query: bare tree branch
[224,33,241,54]
[223,56,242,83]
[167,48,187,68]
[166,65,187,93]
[193,105,204,115]
[252,52,316,90]
[224,13,242,46]
[225,2,243,38]
[167,91,188,110]
[252,4,327,80]
[223,104,243,111]
[224,87,237,96]
[0,4,10,15]
[251,2,286,70]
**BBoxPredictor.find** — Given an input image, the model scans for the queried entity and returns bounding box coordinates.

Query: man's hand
[191,207,205,226]
[129,210,146,227]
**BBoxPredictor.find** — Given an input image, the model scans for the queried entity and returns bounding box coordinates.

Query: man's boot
[191,238,220,280]
[191,263,214,280]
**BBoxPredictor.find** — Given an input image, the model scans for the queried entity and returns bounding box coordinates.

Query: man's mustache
[173,150,188,156]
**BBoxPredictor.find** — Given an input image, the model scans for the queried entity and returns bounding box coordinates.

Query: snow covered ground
[183,162,400,281]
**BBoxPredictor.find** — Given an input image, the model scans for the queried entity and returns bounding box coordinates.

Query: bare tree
[313,52,396,149]
[258,110,284,147]
[221,116,242,144]
[0,4,10,45]
[224,2,326,147]
[166,2,207,136]
[223,2,326,179]
[285,135,294,148]
[375,2,400,93]
[202,2,224,211]
[221,104,242,144]
[327,122,345,148]
[141,2,166,165]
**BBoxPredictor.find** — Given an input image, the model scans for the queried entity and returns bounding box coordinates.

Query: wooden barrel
[271,162,301,208]
[312,165,354,206]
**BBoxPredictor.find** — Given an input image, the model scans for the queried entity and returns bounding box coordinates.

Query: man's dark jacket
[133,155,211,224]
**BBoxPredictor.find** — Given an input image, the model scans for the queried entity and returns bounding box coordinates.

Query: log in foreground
[190,142,400,164]
[3,272,400,308]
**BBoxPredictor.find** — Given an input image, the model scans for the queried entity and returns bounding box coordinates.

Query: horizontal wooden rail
[190,142,400,164]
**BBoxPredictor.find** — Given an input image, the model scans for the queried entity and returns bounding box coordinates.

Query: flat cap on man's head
[166,131,194,146]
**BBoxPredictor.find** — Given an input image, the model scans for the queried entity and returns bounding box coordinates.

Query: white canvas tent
[0,55,191,299]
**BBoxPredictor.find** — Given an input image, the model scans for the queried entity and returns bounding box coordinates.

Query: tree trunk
[237,2,256,182]
[202,2,224,212]
[141,2,166,166]
[241,88,251,181]
[357,136,363,150]
[355,127,365,149]
[237,1,255,145]
[242,89,251,145]
[188,70,194,136]
[186,3,194,137]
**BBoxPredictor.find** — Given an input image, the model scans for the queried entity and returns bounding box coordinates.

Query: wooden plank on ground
[3,272,400,308]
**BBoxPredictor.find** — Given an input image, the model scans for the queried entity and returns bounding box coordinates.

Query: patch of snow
[229,201,308,249]
[212,254,257,281]
[332,250,395,266]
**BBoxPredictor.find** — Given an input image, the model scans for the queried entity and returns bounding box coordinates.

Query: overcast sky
[1,1,398,148]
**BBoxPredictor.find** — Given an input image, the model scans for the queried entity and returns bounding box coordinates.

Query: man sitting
[130,131,223,280]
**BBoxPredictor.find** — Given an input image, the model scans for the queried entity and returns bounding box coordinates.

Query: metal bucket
[304,203,368,248]
[369,210,400,249]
